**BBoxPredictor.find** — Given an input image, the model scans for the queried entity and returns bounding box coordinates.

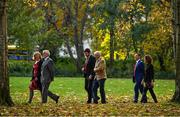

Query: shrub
[8,58,175,79]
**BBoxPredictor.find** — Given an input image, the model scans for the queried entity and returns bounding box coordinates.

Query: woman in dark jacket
[28,52,43,103]
[141,55,158,103]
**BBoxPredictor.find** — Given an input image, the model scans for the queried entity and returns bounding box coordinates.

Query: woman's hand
[94,68,97,72]
[82,67,84,72]
[35,77,38,81]
[88,75,93,80]
[151,81,154,87]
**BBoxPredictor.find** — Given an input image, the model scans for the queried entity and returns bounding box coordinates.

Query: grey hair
[43,50,50,56]
[94,51,101,57]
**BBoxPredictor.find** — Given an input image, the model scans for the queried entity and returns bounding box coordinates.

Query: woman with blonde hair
[28,51,43,103]
[141,55,158,103]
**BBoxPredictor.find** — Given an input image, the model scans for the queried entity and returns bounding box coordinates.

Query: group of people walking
[28,48,157,104]
[82,49,158,104]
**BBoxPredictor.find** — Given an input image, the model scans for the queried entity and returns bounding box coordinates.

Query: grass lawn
[0,77,180,116]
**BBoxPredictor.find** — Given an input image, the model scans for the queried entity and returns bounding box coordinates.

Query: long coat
[41,57,54,84]
[94,57,107,80]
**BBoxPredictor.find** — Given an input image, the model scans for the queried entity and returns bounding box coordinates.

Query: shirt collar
[86,55,90,59]
[44,57,49,61]
[97,57,101,62]
[136,59,141,63]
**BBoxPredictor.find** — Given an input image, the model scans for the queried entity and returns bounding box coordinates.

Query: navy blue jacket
[134,60,145,83]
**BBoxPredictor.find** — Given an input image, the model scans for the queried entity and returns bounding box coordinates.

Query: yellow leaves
[115,50,126,60]
[44,2,48,7]
[25,0,48,8]
[26,0,38,7]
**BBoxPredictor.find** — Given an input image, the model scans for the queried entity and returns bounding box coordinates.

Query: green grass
[10,77,174,101]
[1,77,179,116]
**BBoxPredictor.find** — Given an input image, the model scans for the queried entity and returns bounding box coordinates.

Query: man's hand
[151,81,154,87]
[141,80,145,86]
[88,75,93,80]
[82,67,84,72]
[94,68,97,72]
[132,76,135,83]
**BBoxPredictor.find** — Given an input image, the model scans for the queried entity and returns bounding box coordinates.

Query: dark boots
[28,90,34,103]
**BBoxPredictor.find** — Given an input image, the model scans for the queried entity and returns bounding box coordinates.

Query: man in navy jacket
[133,53,145,103]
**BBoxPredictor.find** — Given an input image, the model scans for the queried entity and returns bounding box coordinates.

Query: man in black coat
[82,48,96,103]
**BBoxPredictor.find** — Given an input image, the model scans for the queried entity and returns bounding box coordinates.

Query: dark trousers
[92,79,99,101]
[141,87,158,103]
[134,82,143,102]
[41,82,59,103]
[93,79,106,103]
[85,78,93,102]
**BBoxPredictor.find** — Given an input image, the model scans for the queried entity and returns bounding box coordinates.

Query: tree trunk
[0,0,14,106]
[172,0,177,59]
[157,54,166,71]
[110,27,115,66]
[172,0,180,102]
[73,0,84,72]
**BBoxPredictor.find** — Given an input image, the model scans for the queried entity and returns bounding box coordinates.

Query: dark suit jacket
[134,60,145,83]
[83,55,96,79]
[144,64,154,83]
[41,57,55,83]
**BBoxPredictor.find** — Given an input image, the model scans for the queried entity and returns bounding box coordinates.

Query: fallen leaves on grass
[1,95,180,116]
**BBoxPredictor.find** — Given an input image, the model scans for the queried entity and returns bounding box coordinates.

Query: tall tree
[172,0,180,102]
[0,0,13,106]
[94,0,122,66]
[34,0,90,72]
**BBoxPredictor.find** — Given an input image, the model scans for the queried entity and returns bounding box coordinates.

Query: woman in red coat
[28,52,43,103]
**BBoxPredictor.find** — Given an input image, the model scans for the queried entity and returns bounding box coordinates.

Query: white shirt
[44,57,49,61]
[136,59,141,67]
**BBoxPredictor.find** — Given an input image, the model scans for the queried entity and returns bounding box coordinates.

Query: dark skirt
[29,78,40,90]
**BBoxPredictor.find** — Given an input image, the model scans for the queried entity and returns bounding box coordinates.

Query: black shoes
[56,96,60,104]
[101,101,107,104]
[87,100,91,104]
[133,100,138,103]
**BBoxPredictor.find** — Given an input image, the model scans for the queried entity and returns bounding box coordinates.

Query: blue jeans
[93,79,106,103]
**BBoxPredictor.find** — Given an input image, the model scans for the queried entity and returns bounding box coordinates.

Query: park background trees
[6,0,174,77]
[0,0,180,107]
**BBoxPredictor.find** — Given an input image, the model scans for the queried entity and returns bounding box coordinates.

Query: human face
[34,54,41,61]
[84,52,90,58]
[43,52,48,58]
[94,53,100,60]
[134,54,140,61]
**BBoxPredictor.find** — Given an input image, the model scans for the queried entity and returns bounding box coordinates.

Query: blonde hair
[32,51,42,60]
[94,51,101,57]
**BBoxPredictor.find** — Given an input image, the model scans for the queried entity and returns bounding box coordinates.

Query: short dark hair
[137,53,141,57]
[134,53,141,57]
[84,48,91,53]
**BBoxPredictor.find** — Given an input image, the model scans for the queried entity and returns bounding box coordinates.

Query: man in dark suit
[41,50,59,103]
[82,48,96,103]
[133,53,145,103]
